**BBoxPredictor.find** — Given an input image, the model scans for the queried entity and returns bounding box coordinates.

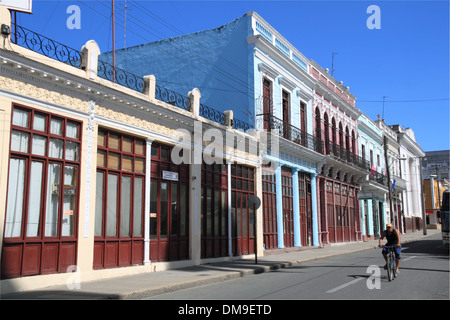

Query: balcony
[369,169,388,187]
[324,142,371,172]
[259,113,370,172]
[258,113,323,153]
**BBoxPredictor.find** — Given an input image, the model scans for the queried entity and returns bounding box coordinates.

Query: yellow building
[423,179,446,228]
[0,7,262,293]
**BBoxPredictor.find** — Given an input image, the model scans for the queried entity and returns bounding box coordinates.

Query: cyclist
[378,222,401,274]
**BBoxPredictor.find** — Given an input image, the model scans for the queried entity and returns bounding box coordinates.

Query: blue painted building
[358,112,388,239]
[103,12,331,251]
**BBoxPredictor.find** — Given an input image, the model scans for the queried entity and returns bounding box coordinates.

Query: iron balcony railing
[97,59,144,93]
[259,113,323,154]
[155,84,191,111]
[233,117,253,132]
[369,169,388,186]
[323,142,371,171]
[11,25,81,68]
[200,103,223,123]
[260,113,371,172]
[10,24,254,130]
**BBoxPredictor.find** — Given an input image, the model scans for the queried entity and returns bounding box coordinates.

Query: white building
[391,125,425,233]
[358,112,388,239]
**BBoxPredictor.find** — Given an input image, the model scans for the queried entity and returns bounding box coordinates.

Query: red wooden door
[262,167,277,250]
[306,177,313,246]
[231,164,255,256]
[149,143,189,262]
[282,167,294,248]
[201,163,228,259]
[299,173,307,246]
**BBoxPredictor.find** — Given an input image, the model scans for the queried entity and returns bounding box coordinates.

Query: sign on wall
[162,171,179,181]
[0,0,32,13]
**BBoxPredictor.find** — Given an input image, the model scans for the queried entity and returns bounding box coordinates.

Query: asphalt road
[145,233,449,300]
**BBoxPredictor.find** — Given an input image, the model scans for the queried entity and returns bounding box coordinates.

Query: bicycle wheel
[387,253,393,281]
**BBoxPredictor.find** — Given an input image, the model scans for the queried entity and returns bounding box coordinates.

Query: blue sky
[12,0,450,152]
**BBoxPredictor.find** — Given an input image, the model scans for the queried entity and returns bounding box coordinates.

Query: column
[292,169,301,247]
[311,173,319,247]
[381,195,387,229]
[190,121,202,264]
[367,198,374,237]
[276,164,284,249]
[360,199,366,239]
[144,139,153,265]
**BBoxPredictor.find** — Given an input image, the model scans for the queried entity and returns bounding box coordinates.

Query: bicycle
[383,245,397,281]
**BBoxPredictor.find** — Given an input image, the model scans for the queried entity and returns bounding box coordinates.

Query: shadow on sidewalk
[1,290,121,300]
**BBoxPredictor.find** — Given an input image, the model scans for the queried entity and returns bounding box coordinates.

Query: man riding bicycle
[378,223,401,274]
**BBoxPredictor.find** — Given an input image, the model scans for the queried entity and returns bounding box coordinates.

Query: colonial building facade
[0,8,427,293]
[104,12,328,251]
[308,60,368,245]
[0,7,260,292]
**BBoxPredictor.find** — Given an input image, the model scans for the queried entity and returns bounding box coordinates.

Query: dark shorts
[382,245,401,259]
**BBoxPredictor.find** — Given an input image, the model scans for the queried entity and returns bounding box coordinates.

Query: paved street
[145,233,449,300]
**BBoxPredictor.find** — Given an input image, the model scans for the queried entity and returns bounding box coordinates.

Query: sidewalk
[1,229,441,300]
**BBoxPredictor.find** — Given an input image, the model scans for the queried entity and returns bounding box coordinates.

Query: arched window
[332,118,337,146]
[315,108,322,153]
[345,126,350,151]
[351,130,356,155]
[315,108,321,140]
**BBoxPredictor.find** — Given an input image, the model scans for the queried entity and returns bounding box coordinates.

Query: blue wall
[100,14,255,124]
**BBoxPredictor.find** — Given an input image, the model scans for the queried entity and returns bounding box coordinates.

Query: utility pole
[112,0,116,82]
[419,157,427,235]
[384,136,395,226]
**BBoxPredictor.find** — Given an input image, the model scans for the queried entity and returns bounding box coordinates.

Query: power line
[359,98,449,103]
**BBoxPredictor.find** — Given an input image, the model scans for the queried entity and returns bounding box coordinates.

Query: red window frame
[94,128,146,269]
[2,104,82,279]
